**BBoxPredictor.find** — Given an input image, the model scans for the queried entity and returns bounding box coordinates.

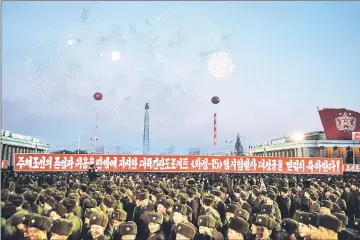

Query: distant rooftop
[250,131,326,148]
[1,129,42,143]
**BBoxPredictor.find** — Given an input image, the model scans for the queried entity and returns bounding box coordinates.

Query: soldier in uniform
[69,193,83,220]
[156,198,173,238]
[277,187,291,218]
[279,218,299,240]
[218,204,240,236]
[308,191,320,214]
[226,217,249,240]
[319,200,333,215]
[118,221,137,240]
[49,219,73,240]
[9,194,28,215]
[82,208,100,238]
[132,190,155,240]
[316,214,343,240]
[49,203,67,221]
[83,212,110,240]
[63,198,83,240]
[109,209,127,240]
[174,222,197,240]
[43,197,56,218]
[253,214,276,240]
[4,212,28,240]
[196,215,224,240]
[186,188,201,227]
[200,194,222,228]
[169,204,189,240]
[146,212,165,240]
[28,214,52,240]
[333,213,353,240]
[212,190,226,224]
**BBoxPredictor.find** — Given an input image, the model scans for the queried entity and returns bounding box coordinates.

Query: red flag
[318,108,360,140]
[213,113,217,146]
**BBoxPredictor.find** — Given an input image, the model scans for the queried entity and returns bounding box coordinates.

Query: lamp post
[225,140,234,155]
[77,132,86,154]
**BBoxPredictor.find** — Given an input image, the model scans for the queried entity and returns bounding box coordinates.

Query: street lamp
[225,140,234,155]
[77,132,86,154]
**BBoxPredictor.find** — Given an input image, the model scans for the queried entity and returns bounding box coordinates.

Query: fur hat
[164,199,174,209]
[9,212,26,226]
[177,193,189,204]
[119,221,137,235]
[50,219,73,236]
[2,203,17,219]
[333,213,348,226]
[147,213,164,225]
[62,198,76,213]
[103,196,116,208]
[255,215,276,230]
[296,212,310,225]
[173,204,187,215]
[317,214,342,232]
[137,192,149,201]
[84,208,99,219]
[228,217,249,234]
[83,198,97,209]
[9,194,24,207]
[52,203,67,217]
[240,191,249,201]
[90,213,109,228]
[281,218,299,234]
[29,215,52,231]
[112,209,127,221]
[45,196,56,207]
[308,213,319,227]
[198,215,216,229]
[235,208,250,221]
[226,204,240,214]
[201,193,215,206]
[320,200,333,210]
[175,222,197,239]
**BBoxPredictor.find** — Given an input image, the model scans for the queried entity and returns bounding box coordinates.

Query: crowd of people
[1,166,360,240]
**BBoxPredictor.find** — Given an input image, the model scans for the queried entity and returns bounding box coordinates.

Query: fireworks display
[23,6,235,124]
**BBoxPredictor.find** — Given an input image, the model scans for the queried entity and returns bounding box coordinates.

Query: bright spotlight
[292,132,305,141]
[68,40,73,46]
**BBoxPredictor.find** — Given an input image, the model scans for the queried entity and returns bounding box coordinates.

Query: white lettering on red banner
[13,154,344,174]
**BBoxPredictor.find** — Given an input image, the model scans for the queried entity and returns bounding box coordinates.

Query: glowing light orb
[208,52,235,79]
[110,51,121,61]
[67,40,73,46]
[292,132,305,141]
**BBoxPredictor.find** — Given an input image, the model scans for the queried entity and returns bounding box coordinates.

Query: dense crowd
[2,166,360,240]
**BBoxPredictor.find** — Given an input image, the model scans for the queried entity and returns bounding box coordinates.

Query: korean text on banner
[352,132,360,140]
[344,164,360,172]
[14,154,343,174]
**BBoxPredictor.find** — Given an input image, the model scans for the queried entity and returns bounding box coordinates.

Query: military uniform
[66,212,83,240]
[117,221,137,240]
[50,219,73,239]
[28,214,52,240]
[83,212,111,240]
[132,192,155,240]
[146,212,166,240]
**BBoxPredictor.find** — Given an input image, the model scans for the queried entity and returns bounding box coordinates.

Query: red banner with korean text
[13,154,343,174]
[343,164,360,172]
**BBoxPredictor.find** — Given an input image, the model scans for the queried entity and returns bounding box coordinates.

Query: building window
[308,147,317,157]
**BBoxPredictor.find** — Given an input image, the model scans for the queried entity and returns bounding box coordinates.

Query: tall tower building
[143,103,150,154]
